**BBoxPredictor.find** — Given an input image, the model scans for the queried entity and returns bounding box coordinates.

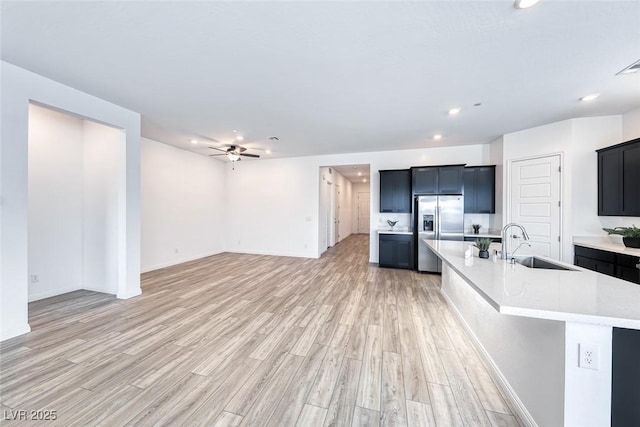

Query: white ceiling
[2,1,639,160]
[331,164,371,184]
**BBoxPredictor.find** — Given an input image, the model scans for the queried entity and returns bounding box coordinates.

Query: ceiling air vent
[617,59,640,75]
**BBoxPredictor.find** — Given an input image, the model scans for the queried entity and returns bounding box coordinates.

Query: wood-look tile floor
[0,235,522,426]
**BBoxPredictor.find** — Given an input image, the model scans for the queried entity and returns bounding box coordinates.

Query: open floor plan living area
[2,1,640,426]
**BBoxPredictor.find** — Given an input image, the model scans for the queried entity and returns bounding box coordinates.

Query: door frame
[506,152,564,261]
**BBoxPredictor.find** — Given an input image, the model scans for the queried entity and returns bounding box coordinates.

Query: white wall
[351,182,370,234]
[83,120,124,294]
[1,61,141,341]
[28,104,84,301]
[489,136,504,230]
[224,144,489,262]
[140,138,226,272]
[502,115,632,262]
[27,104,125,301]
[622,106,640,140]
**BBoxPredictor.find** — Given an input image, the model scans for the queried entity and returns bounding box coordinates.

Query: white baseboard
[225,249,319,259]
[141,250,225,273]
[441,290,538,427]
[1,323,31,341]
[117,287,141,300]
[29,286,82,302]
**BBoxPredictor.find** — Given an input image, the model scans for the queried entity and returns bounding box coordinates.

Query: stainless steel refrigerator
[415,195,464,272]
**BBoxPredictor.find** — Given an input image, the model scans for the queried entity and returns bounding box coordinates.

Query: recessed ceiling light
[448,108,461,115]
[358,172,362,176]
[236,135,244,141]
[190,139,198,144]
[233,129,238,133]
[433,134,443,141]
[514,0,540,9]
[363,179,367,183]
[266,149,272,154]
[579,93,600,102]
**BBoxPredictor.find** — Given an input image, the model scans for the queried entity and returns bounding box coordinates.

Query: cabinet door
[621,143,640,216]
[413,167,438,195]
[463,168,477,213]
[612,328,640,426]
[378,237,395,267]
[616,254,640,284]
[438,166,464,194]
[475,167,495,213]
[380,171,395,213]
[393,170,411,213]
[598,149,621,216]
[395,240,413,269]
[617,266,640,284]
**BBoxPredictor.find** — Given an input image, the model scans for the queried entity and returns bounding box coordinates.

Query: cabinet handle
[636,263,640,270]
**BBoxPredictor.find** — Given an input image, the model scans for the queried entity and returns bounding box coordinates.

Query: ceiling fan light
[227,153,241,162]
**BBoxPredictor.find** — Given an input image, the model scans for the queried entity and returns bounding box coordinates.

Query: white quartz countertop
[573,236,640,257]
[426,240,640,329]
[377,228,412,235]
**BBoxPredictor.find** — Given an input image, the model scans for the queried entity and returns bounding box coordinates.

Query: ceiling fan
[208,145,260,162]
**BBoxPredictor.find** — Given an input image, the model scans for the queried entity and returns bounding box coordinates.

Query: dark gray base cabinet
[574,245,640,284]
[379,234,414,270]
[612,327,640,426]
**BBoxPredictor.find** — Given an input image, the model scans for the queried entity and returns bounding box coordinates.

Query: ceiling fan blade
[209,147,229,153]
[240,153,260,158]
[208,154,227,157]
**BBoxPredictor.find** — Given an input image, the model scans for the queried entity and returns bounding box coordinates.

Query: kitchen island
[426,240,640,427]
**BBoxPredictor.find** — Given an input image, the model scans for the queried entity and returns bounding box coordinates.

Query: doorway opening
[319,164,370,256]
[27,103,125,317]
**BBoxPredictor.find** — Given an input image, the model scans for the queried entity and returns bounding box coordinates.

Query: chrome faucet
[509,241,532,263]
[501,223,530,260]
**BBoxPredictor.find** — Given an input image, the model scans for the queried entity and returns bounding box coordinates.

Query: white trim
[441,290,539,427]
[141,250,225,273]
[117,287,142,300]
[1,324,31,341]
[506,152,564,261]
[28,286,82,302]
[226,249,319,259]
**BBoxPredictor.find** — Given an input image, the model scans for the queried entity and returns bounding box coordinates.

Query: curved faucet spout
[501,223,531,260]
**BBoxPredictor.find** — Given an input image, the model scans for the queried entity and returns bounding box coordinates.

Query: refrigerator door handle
[436,205,441,240]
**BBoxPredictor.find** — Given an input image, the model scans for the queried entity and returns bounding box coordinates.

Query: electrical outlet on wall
[579,343,599,370]
[30,274,39,283]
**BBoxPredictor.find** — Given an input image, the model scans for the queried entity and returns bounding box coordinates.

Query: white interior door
[509,154,562,260]
[328,181,335,247]
[358,192,370,234]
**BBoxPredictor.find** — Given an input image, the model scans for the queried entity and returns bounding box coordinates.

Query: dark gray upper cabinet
[379,169,411,213]
[464,166,496,213]
[598,138,640,216]
[412,167,438,194]
[412,165,464,195]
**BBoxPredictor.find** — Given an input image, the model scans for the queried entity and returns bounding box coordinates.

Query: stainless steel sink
[511,256,577,271]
